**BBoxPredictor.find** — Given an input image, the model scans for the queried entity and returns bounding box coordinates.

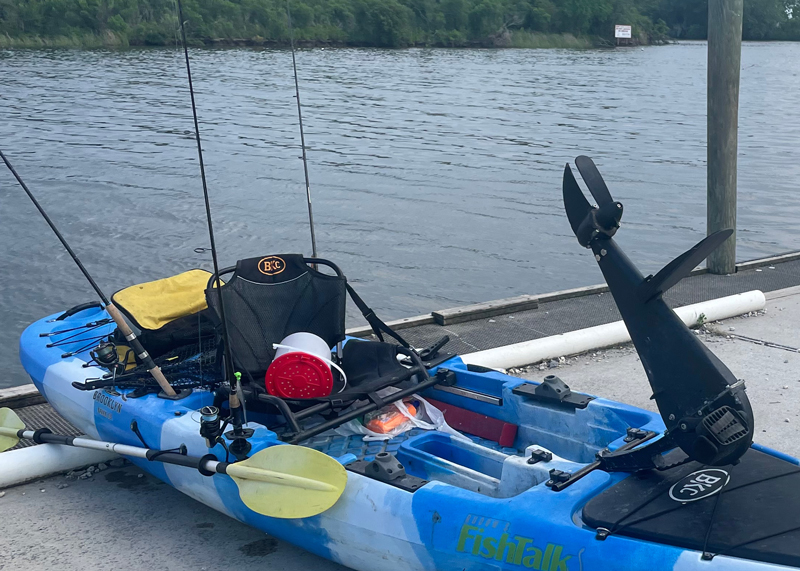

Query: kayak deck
[276,359,665,499]
[304,428,522,463]
[583,447,800,568]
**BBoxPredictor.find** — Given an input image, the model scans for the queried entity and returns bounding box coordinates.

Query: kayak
[18,306,800,571]
[14,156,800,571]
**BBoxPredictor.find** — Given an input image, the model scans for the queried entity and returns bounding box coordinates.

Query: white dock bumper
[0,444,118,489]
[461,290,766,370]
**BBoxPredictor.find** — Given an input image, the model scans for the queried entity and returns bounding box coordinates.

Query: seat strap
[345,283,411,349]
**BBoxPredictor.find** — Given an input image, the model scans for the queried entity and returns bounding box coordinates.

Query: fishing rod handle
[105,303,176,396]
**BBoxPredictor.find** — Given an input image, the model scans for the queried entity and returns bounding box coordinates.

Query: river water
[1,42,799,388]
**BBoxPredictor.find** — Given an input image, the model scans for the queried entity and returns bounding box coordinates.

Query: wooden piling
[707,0,743,275]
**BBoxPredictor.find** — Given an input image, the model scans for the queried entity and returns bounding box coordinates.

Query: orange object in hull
[364,402,417,434]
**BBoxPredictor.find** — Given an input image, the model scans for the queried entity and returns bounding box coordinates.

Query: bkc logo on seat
[258,256,285,276]
[669,468,730,503]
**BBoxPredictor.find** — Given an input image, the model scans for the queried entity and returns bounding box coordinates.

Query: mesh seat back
[205,254,346,375]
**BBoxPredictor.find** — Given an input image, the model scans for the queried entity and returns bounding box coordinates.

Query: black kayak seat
[205,254,415,380]
[582,448,800,568]
[205,254,347,377]
[202,254,434,444]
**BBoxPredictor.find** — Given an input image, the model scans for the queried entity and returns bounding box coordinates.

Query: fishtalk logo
[456,515,574,570]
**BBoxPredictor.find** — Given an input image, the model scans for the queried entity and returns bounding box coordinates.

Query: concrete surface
[0,464,347,571]
[519,286,800,458]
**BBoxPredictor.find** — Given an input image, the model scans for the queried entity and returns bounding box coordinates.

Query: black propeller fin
[562,163,593,236]
[575,155,613,206]
[638,229,734,303]
[561,155,754,468]
[563,162,623,247]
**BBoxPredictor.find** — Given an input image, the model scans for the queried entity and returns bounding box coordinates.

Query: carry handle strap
[345,283,411,349]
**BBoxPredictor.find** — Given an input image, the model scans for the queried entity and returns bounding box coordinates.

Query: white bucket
[272,332,347,392]
[274,332,331,360]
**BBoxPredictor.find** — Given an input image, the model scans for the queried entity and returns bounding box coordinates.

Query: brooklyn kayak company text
[93,390,122,415]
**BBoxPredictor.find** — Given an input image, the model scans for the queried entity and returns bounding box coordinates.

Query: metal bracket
[546,469,572,488]
[512,375,595,409]
[421,352,456,369]
[418,335,450,362]
[596,432,674,473]
[547,429,662,492]
[527,449,553,465]
[624,427,649,442]
[347,452,427,493]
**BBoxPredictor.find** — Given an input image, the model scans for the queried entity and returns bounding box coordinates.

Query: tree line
[1,0,800,48]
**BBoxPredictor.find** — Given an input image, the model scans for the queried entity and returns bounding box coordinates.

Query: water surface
[2,43,800,388]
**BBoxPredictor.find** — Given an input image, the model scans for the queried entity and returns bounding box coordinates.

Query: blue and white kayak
[18,304,800,571]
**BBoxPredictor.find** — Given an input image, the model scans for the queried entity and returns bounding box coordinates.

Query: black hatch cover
[582,449,800,567]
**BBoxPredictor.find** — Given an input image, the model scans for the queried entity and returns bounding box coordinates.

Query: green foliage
[352,0,413,46]
[743,0,787,39]
[442,0,468,30]
[1,0,799,48]
[510,30,592,47]
[432,28,466,45]
[468,0,503,38]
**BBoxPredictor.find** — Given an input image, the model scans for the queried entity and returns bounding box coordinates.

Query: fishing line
[286,0,317,257]
[174,0,247,428]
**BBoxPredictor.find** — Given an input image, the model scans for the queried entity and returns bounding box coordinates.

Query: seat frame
[207,256,450,444]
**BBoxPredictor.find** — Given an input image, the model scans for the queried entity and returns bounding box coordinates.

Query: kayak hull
[18,306,797,571]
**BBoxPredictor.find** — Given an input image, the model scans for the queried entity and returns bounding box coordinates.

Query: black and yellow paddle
[0,407,347,519]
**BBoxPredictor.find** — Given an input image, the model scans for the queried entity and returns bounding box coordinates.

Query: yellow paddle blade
[0,407,26,452]
[227,445,347,519]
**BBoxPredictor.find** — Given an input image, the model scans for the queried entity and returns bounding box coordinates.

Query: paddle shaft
[0,426,335,491]
[0,149,176,396]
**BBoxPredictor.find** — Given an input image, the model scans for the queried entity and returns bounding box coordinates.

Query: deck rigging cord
[598,462,800,560]
[0,149,177,397]
[286,0,318,257]
[174,0,248,436]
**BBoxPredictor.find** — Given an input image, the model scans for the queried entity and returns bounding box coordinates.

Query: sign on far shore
[615,25,632,38]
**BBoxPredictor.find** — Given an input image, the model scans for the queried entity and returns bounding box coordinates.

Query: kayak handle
[55,301,103,321]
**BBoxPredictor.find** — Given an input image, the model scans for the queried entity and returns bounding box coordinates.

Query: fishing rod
[286,1,318,258]
[0,149,177,397]
[174,0,249,448]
